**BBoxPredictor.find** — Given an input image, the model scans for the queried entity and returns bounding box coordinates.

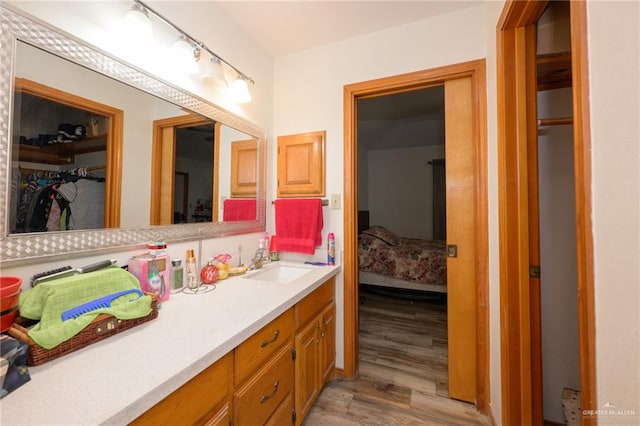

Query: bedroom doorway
[343,59,488,412]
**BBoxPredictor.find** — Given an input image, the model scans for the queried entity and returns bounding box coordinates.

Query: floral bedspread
[358,226,447,286]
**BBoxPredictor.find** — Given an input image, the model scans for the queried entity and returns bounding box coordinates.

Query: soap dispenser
[148,258,164,306]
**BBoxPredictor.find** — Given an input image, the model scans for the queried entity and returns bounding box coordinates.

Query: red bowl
[1,276,23,297]
[1,276,22,332]
[0,305,19,332]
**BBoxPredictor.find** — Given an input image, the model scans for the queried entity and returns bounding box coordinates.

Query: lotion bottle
[170,260,184,293]
[185,249,199,291]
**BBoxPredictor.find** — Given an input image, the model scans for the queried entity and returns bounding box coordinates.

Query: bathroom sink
[243,264,314,283]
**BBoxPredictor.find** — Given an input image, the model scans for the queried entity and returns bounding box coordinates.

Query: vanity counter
[1,262,340,425]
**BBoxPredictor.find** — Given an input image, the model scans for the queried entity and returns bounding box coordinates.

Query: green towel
[19,266,152,349]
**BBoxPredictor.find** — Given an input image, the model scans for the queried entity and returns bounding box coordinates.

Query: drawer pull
[260,329,280,348]
[259,379,280,403]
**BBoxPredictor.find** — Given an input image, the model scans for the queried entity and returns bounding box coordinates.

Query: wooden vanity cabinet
[294,277,336,425]
[130,351,233,426]
[130,277,336,426]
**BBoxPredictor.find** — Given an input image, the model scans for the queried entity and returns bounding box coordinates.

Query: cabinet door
[277,131,325,197]
[319,302,336,384]
[294,319,320,424]
[231,139,258,197]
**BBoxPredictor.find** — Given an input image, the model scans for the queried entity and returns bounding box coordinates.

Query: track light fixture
[123,3,152,41]
[127,0,254,99]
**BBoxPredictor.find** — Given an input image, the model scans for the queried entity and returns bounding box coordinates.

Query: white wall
[368,145,444,239]
[538,87,580,423]
[588,1,640,423]
[274,3,504,421]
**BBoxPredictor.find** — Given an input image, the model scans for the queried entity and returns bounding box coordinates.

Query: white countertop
[1,262,340,425]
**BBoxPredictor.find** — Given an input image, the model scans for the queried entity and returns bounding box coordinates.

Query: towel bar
[272,199,328,206]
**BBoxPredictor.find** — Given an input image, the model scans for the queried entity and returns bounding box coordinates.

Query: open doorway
[496,1,595,424]
[355,85,451,396]
[343,59,489,414]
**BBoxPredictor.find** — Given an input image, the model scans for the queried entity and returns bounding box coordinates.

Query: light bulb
[123,4,152,42]
[203,57,226,83]
[171,36,199,74]
[231,76,252,103]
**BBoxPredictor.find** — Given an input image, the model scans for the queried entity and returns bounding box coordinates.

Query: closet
[11,78,121,233]
[535,2,580,424]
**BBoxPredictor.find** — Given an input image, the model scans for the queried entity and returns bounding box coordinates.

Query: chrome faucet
[249,246,265,270]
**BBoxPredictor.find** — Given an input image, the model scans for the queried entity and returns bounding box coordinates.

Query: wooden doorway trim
[496,1,596,424]
[150,115,220,225]
[343,59,489,413]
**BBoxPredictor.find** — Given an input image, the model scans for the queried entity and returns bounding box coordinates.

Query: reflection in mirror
[176,123,215,224]
[11,76,122,233]
[150,116,258,226]
[0,5,265,263]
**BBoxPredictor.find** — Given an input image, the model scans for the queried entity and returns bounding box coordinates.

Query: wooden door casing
[342,59,489,413]
[497,1,596,424]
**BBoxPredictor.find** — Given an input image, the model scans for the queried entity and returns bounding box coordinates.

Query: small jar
[171,260,184,293]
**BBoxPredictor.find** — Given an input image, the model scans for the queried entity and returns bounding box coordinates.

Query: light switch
[330,194,340,210]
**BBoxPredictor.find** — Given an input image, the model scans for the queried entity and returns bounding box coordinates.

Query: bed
[358,211,447,293]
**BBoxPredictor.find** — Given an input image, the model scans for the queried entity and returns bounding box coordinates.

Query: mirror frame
[0,5,266,265]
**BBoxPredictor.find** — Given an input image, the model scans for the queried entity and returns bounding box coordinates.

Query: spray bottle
[327,233,335,265]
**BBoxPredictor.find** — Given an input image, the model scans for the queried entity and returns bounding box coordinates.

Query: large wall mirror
[0,5,266,264]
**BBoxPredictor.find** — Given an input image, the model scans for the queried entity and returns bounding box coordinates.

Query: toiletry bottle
[328,233,335,265]
[171,259,184,293]
[185,249,199,291]
[270,235,279,261]
[148,258,163,306]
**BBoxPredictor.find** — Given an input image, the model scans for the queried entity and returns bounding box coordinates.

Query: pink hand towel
[275,198,323,254]
[223,199,256,221]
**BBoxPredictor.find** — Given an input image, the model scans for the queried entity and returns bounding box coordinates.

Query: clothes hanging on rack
[13,167,105,233]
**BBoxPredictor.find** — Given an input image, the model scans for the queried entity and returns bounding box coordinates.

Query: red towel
[275,198,323,254]
[223,199,256,221]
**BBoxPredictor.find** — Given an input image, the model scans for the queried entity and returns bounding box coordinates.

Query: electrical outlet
[330,194,341,210]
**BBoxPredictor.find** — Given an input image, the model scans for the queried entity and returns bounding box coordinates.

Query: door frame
[150,115,220,224]
[496,1,596,424]
[342,59,489,413]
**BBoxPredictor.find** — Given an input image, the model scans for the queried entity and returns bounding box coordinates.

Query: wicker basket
[7,294,158,366]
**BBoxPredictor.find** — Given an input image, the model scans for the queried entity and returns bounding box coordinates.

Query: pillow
[361,226,401,246]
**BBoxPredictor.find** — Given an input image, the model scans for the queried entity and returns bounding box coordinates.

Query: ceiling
[215,1,481,57]
[215,1,475,151]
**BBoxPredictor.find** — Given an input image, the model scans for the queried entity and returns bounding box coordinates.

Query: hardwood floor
[304,285,489,425]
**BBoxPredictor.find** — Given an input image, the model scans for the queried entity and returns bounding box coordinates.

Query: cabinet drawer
[295,278,334,329]
[235,308,293,384]
[130,352,232,426]
[234,344,294,426]
[266,394,293,426]
[204,403,230,426]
